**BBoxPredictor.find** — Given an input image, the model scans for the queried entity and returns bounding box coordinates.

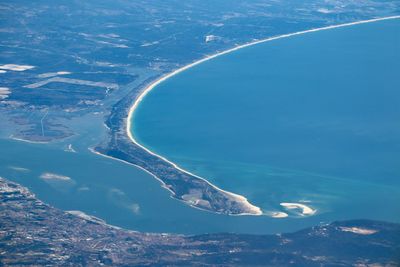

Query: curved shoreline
[126,15,400,216]
[89,148,260,216]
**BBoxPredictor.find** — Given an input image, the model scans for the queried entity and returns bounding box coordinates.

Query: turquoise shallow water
[133,19,400,221]
[1,138,339,234]
[0,138,398,235]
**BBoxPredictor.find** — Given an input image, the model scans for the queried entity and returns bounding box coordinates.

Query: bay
[133,19,400,222]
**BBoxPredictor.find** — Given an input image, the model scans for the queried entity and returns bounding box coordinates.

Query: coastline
[120,15,400,216]
[89,148,261,216]
[2,175,398,265]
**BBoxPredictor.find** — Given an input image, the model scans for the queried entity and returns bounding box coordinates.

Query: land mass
[1,177,399,266]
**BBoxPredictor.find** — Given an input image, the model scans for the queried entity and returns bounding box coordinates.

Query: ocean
[133,19,400,224]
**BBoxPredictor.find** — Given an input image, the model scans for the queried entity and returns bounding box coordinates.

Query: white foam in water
[0,87,11,99]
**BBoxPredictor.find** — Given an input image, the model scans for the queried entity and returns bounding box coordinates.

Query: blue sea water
[1,19,399,236]
[133,19,400,221]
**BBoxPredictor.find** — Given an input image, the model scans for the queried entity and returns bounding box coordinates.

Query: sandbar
[280,202,316,216]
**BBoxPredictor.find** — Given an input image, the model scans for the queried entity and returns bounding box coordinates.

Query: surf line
[126,15,400,216]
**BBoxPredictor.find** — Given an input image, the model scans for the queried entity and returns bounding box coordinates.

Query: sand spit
[121,16,400,217]
[280,203,316,216]
[90,148,262,216]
